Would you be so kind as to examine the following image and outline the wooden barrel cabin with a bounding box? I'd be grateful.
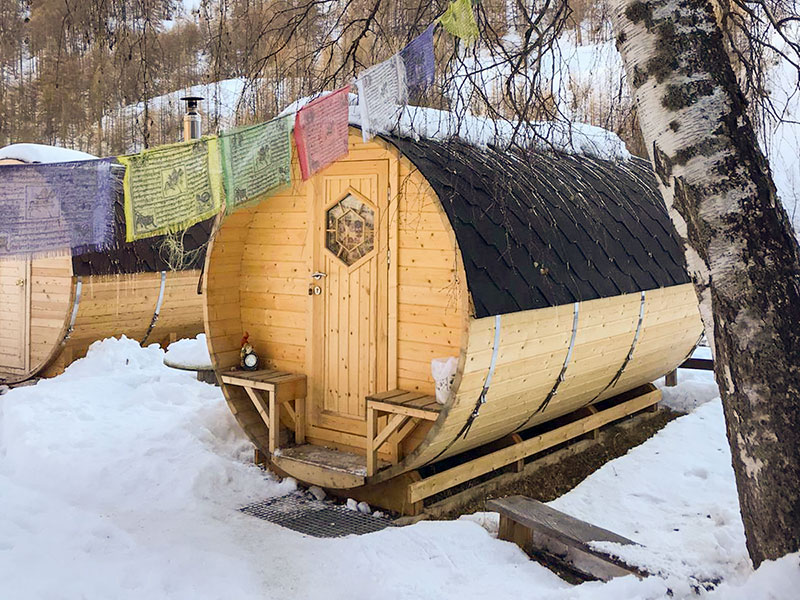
[0,146,210,384]
[204,129,703,511]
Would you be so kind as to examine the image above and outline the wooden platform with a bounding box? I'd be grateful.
[272,444,389,489]
[488,495,643,581]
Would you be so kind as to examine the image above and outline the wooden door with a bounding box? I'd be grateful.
[0,258,30,372]
[311,160,391,435]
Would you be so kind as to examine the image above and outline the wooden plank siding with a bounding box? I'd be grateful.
[204,128,702,488]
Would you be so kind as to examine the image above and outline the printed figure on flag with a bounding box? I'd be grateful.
[119,137,223,241]
[400,24,436,95]
[294,86,351,180]
[0,158,115,258]
[356,55,408,141]
[218,116,293,213]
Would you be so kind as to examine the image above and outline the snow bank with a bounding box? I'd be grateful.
[0,338,795,599]
[164,333,212,368]
[0,143,98,163]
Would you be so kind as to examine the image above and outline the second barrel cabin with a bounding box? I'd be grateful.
[0,144,210,383]
[203,127,702,511]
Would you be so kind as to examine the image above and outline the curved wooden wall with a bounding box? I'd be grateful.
[372,283,701,483]
[204,131,703,486]
[39,270,205,378]
[0,156,206,382]
[0,260,205,382]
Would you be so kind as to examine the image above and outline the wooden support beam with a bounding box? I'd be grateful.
[268,392,278,453]
[374,413,408,451]
[294,395,305,444]
[407,386,660,504]
[367,405,377,477]
[244,386,270,431]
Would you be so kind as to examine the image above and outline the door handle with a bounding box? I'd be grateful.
[311,272,327,280]
[16,279,24,287]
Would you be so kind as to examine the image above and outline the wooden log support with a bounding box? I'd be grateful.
[407,384,660,504]
[664,369,678,387]
[488,495,644,582]
[680,357,714,370]
[366,390,441,476]
[220,369,307,453]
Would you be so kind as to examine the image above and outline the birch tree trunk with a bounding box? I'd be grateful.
[611,0,800,566]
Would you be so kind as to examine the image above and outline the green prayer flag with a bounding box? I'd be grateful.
[119,136,223,242]
[438,0,479,44]
[219,115,293,213]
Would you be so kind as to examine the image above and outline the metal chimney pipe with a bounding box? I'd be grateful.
[180,96,204,141]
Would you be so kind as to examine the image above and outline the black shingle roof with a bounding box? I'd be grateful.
[388,137,689,318]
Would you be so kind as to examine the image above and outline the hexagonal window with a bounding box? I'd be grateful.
[326,194,376,266]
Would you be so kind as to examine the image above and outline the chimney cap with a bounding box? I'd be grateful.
[180,96,205,110]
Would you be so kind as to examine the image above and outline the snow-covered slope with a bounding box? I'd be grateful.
[0,336,796,598]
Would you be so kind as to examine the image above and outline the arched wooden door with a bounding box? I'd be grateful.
[0,258,30,375]
[310,159,392,438]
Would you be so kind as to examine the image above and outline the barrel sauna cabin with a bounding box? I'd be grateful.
[0,145,210,384]
[204,129,703,512]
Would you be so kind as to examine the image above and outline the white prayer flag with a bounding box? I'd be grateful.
[356,54,408,141]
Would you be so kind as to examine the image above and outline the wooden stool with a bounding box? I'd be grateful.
[220,369,307,453]
[365,390,442,476]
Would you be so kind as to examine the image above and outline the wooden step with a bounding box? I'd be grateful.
[273,444,388,489]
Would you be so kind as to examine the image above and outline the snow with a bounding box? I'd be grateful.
[279,92,631,161]
[0,336,797,599]
[0,143,98,164]
[763,32,800,231]
[164,333,212,369]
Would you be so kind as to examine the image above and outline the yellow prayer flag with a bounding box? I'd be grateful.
[119,136,223,241]
[438,0,479,44]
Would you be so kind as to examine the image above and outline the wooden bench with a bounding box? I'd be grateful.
[366,390,442,476]
[220,369,307,453]
[487,495,644,582]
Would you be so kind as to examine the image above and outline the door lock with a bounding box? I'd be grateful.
[16,279,24,287]
[308,285,322,296]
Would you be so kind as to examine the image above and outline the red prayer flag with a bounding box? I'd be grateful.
[294,86,351,180]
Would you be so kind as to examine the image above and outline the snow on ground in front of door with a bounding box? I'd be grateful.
[0,336,796,599]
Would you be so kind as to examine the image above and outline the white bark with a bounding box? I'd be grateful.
[611,0,800,565]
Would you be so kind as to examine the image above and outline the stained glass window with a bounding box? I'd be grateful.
[326,194,375,266]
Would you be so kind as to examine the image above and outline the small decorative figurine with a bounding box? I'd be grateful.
[240,332,259,371]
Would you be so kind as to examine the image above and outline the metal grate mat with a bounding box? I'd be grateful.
[240,492,394,538]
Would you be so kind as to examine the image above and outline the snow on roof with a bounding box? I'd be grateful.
[0,143,98,164]
[280,93,631,161]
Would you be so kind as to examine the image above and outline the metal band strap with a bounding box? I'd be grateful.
[467,314,502,424]
[424,314,502,466]
[585,290,647,406]
[141,271,167,346]
[514,301,580,432]
[61,276,83,344]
